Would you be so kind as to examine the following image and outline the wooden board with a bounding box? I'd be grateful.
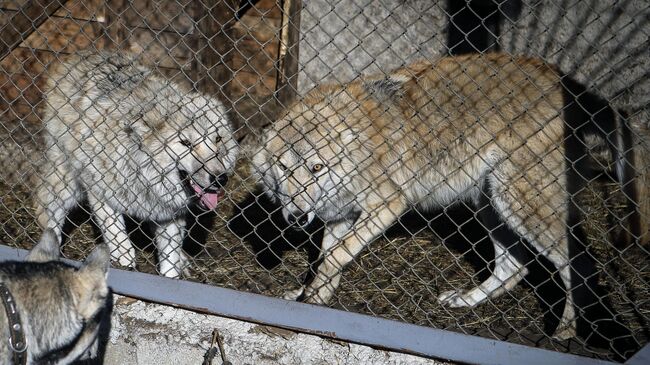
[0,73,45,106]
[239,0,282,19]
[229,70,276,99]
[0,48,62,76]
[127,28,196,69]
[120,0,197,33]
[232,14,281,43]
[0,0,104,22]
[231,52,278,76]
[0,13,107,53]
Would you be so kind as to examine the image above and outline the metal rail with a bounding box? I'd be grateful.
[0,244,626,365]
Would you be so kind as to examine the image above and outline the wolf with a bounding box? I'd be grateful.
[35,52,239,278]
[0,230,111,364]
[253,52,642,340]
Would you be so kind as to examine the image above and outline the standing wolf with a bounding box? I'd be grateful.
[35,52,239,278]
[1,230,111,364]
[253,53,642,340]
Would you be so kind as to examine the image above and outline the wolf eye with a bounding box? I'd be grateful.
[215,135,222,144]
[312,163,324,173]
[179,138,192,147]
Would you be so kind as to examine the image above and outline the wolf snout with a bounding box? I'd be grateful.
[210,173,229,190]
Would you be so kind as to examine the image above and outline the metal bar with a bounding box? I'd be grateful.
[0,245,619,365]
[625,344,650,365]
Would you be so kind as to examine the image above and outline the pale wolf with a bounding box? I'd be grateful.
[253,53,642,340]
[0,230,111,364]
[35,52,239,278]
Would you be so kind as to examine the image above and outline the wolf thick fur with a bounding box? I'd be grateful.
[253,53,642,340]
[0,231,110,364]
[35,52,239,277]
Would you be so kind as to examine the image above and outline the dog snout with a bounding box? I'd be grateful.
[211,173,229,189]
[286,210,310,227]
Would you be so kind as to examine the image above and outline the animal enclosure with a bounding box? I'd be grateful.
[1,0,649,363]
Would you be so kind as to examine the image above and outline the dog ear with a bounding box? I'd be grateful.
[74,245,110,319]
[80,244,111,278]
[26,229,60,262]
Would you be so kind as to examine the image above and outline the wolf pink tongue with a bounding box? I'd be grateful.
[191,182,220,210]
[199,192,219,210]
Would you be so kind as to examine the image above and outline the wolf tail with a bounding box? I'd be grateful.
[562,77,643,359]
[562,76,642,246]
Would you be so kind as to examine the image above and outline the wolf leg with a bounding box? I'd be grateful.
[439,177,530,307]
[35,157,82,243]
[438,244,528,307]
[88,193,135,268]
[302,199,406,304]
[283,219,354,300]
[155,218,188,278]
[490,161,578,339]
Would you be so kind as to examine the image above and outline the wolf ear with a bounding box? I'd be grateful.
[26,229,60,262]
[96,53,150,94]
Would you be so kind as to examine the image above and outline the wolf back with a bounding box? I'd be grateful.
[253,52,643,341]
[35,52,239,277]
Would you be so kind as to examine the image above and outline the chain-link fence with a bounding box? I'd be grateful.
[1,0,649,362]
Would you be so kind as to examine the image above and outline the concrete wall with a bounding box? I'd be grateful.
[298,0,448,93]
[105,296,448,365]
[298,0,649,121]
[500,0,649,119]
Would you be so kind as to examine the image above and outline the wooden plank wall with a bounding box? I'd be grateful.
[0,0,106,128]
[230,0,284,129]
[0,0,289,135]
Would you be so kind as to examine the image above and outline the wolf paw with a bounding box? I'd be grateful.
[283,287,305,301]
[113,250,136,269]
[156,249,192,279]
[552,324,577,341]
[437,289,473,308]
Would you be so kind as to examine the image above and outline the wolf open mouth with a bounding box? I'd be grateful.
[189,180,224,210]
[179,170,224,210]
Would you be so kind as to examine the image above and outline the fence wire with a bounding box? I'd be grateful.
[1,0,649,362]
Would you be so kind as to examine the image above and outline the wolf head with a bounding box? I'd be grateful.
[148,92,239,211]
[88,52,240,211]
[253,88,376,228]
[0,230,111,363]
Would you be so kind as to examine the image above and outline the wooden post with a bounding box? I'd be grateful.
[0,0,63,60]
[275,0,301,107]
[103,0,130,51]
[196,0,238,101]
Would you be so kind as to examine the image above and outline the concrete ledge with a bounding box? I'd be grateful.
[106,296,446,365]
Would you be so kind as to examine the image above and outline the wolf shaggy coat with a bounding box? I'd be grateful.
[0,231,110,364]
[35,52,239,277]
[253,53,641,340]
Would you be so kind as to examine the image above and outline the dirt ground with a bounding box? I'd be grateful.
[0,124,648,362]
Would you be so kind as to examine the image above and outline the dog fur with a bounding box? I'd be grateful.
[0,230,110,364]
[35,52,239,277]
[252,52,642,340]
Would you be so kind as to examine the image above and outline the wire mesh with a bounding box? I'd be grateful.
[0,0,649,362]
